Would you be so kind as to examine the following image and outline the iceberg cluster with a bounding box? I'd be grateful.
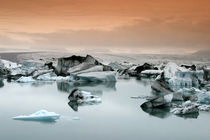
[170,101,199,115]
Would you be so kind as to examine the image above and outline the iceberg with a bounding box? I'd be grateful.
[198,105,210,111]
[163,62,203,88]
[37,72,73,81]
[141,94,173,108]
[76,71,116,82]
[16,76,36,83]
[141,70,162,78]
[170,101,199,115]
[197,92,210,104]
[13,110,60,121]
[68,89,102,111]
[0,59,21,69]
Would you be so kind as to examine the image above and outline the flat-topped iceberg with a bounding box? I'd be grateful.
[13,110,60,121]
[76,71,116,82]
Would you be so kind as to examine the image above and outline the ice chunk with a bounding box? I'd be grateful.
[198,105,210,111]
[141,70,162,78]
[0,59,21,69]
[76,71,116,82]
[197,92,210,104]
[16,76,36,83]
[141,94,173,108]
[13,110,60,121]
[163,62,188,79]
[37,72,73,81]
[171,101,199,115]
[68,89,102,111]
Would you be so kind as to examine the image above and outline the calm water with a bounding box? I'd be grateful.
[0,78,210,140]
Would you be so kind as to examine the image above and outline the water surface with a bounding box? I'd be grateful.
[0,78,210,140]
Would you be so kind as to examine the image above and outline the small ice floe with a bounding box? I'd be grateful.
[13,110,60,121]
[16,76,36,83]
[170,101,199,115]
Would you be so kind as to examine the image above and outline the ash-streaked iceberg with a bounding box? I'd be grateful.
[68,89,102,111]
[13,110,60,121]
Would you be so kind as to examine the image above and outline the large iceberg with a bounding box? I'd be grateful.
[13,110,60,121]
[163,62,203,88]
[75,71,116,82]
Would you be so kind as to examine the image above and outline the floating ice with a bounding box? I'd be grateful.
[37,72,73,81]
[198,105,210,111]
[197,92,210,104]
[16,76,36,83]
[76,71,116,82]
[0,59,21,69]
[141,70,162,78]
[13,110,60,121]
[170,101,199,115]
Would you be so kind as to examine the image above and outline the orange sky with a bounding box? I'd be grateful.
[0,0,210,54]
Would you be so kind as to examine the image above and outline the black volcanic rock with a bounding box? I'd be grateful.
[55,55,113,76]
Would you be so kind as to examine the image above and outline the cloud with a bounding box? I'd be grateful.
[1,17,210,53]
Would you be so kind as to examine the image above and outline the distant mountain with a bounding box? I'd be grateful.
[192,50,210,57]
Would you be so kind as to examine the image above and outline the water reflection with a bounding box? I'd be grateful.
[141,107,171,119]
[0,79,4,88]
[175,113,199,119]
[14,119,57,124]
[57,81,116,94]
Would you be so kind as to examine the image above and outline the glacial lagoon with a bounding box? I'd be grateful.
[0,78,210,140]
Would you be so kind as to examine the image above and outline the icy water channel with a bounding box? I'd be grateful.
[0,78,210,140]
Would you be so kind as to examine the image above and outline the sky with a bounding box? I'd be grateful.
[0,0,210,54]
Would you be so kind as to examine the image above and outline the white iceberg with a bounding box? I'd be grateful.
[37,72,73,81]
[13,110,60,121]
[141,70,162,78]
[16,76,36,83]
[0,59,21,69]
[163,62,187,79]
[163,62,202,88]
[197,92,210,104]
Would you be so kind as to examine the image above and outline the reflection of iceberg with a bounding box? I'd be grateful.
[13,110,60,121]
[0,78,4,88]
[141,107,171,119]
[57,80,116,94]
[68,89,102,111]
